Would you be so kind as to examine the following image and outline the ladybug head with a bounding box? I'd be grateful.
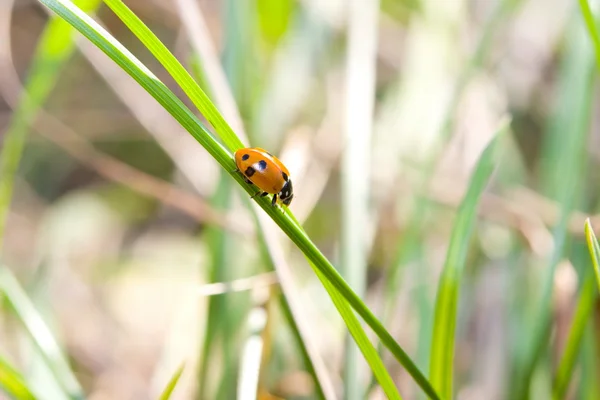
[279,179,293,206]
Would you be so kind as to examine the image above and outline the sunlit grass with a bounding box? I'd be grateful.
[0,355,37,400]
[429,124,507,398]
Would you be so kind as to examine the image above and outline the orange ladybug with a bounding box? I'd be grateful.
[233,147,294,206]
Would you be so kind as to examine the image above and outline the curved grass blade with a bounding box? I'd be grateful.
[0,267,83,399]
[0,355,37,400]
[36,2,438,397]
[580,0,600,71]
[315,266,402,400]
[551,218,600,399]
[158,363,185,400]
[584,219,600,291]
[552,269,597,400]
[429,122,507,399]
[102,0,244,152]
[373,2,524,395]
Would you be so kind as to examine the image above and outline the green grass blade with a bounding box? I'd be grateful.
[36,2,439,397]
[580,0,600,71]
[315,266,402,400]
[198,178,240,400]
[0,355,37,400]
[580,324,600,400]
[552,269,597,400]
[0,0,102,254]
[429,122,508,399]
[584,220,600,291]
[514,10,594,397]
[0,267,83,399]
[158,363,185,400]
[102,0,244,152]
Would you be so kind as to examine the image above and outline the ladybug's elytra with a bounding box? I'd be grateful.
[233,147,294,207]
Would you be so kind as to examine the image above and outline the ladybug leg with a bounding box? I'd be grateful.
[237,171,253,185]
[271,193,278,207]
[232,167,253,184]
[251,191,269,199]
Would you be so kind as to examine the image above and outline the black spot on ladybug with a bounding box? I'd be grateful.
[241,154,250,161]
[282,172,288,181]
[244,166,256,177]
[257,160,267,171]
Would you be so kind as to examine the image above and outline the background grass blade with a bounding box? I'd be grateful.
[552,269,597,399]
[584,219,600,291]
[341,0,379,397]
[580,325,600,399]
[429,122,507,399]
[237,305,267,400]
[0,267,83,399]
[157,363,185,400]
[197,179,239,400]
[580,0,600,70]
[513,9,594,397]
[0,0,102,254]
[36,1,437,397]
[374,3,522,394]
[0,355,37,400]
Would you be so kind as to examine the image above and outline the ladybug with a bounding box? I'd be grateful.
[233,147,294,207]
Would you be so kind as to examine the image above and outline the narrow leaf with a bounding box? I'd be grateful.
[584,219,600,292]
[552,269,597,399]
[429,122,507,398]
[0,355,37,400]
[0,267,83,399]
[158,363,185,400]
